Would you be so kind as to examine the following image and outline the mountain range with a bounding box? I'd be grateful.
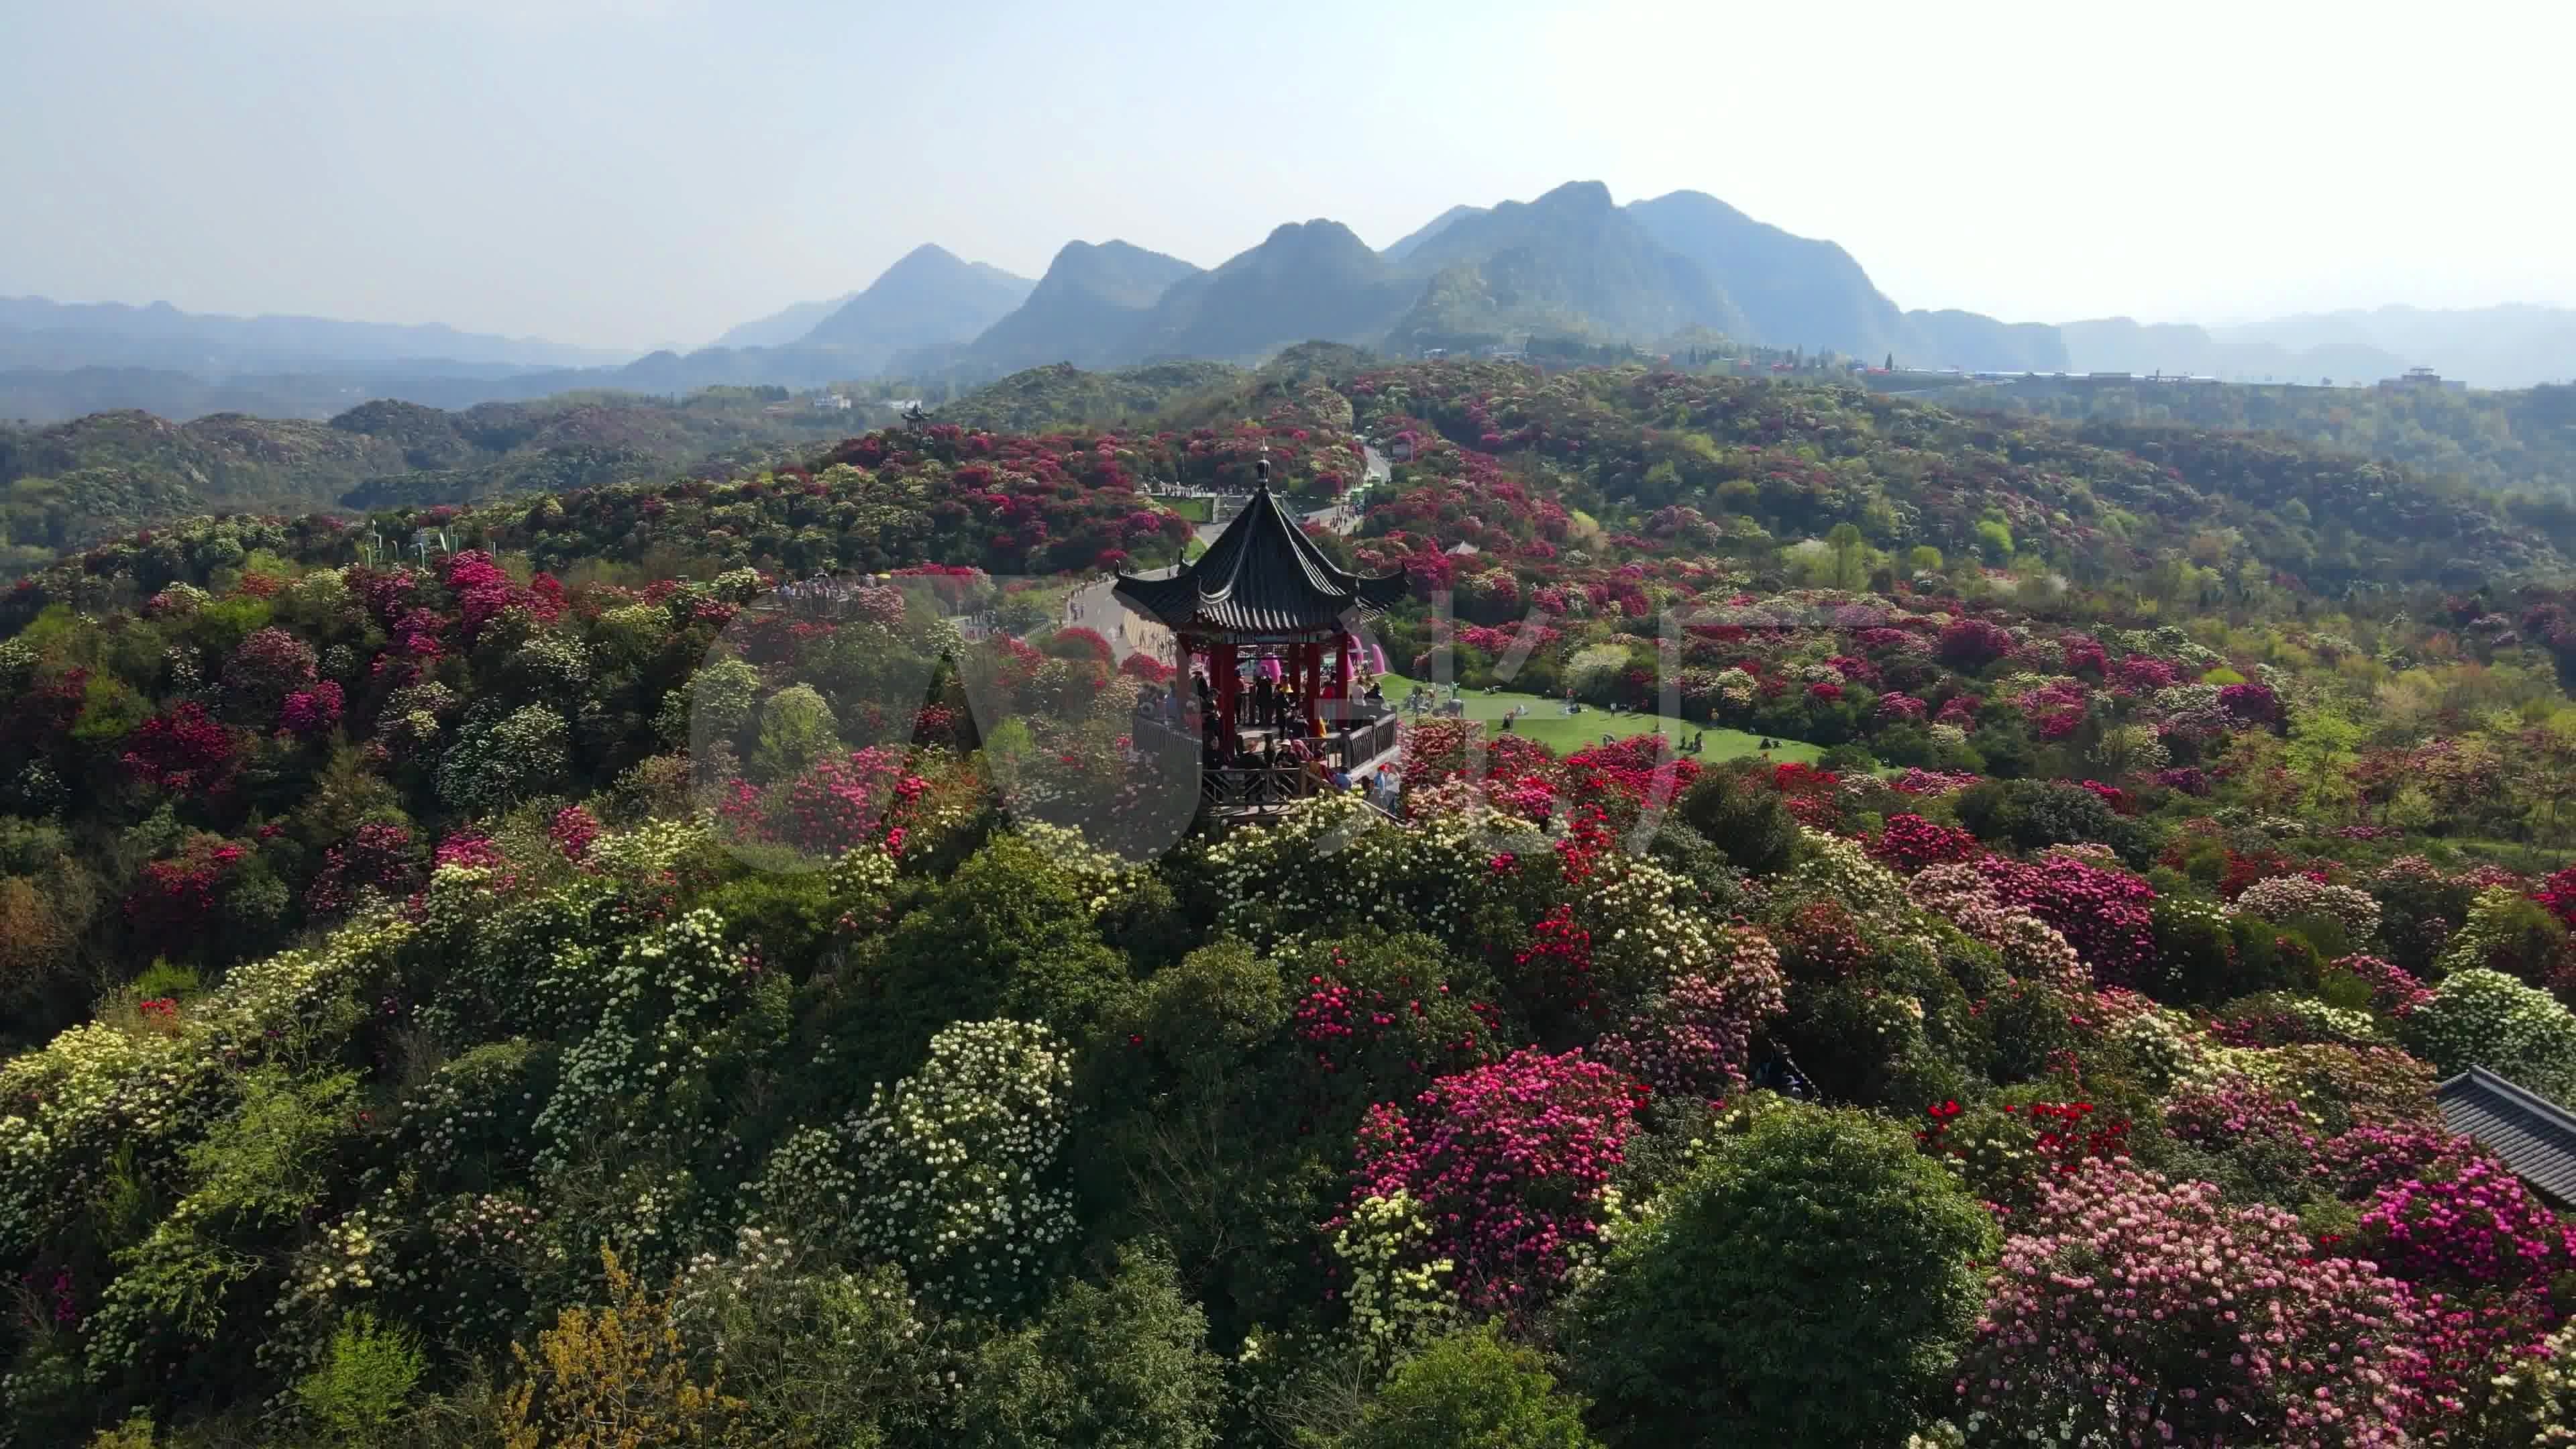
[7,186,2570,424]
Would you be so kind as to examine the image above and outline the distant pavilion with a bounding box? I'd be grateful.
[1114,451,1409,819]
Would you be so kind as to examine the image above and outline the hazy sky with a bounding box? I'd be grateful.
[5,0,2567,352]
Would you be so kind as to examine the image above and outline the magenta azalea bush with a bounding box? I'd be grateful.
[1342,1047,1644,1314]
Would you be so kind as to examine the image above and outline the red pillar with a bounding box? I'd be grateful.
[1304,641,1322,737]
[1218,639,1238,745]
[1334,629,1352,704]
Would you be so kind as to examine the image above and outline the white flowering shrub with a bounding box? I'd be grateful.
[2233,874,2383,949]
[2398,969,2576,1102]
[0,916,411,1257]
[843,1018,1077,1315]
[436,704,571,813]
[533,908,749,1171]
[1328,1191,1459,1372]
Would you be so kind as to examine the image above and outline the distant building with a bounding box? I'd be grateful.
[2377,366,2465,392]
[883,398,924,413]
[812,394,852,411]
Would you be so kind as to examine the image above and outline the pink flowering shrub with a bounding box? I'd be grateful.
[1340,1048,1644,1314]
[223,627,319,723]
[1888,767,1982,796]
[1956,1161,2428,1446]
[1589,926,1786,1100]
[2164,1077,2320,1159]
[548,806,601,861]
[2356,1157,2576,1294]
[1974,852,2157,989]
[2327,954,2432,1016]
[2317,1126,2477,1202]
[275,681,345,741]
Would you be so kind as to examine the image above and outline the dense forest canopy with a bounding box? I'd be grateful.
[13,358,2576,1447]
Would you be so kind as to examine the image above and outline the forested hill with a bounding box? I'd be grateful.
[20,348,2576,1444]
[0,390,864,579]
[1927,374,2576,498]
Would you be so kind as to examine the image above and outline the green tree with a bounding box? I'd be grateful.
[947,1243,1225,1449]
[1561,1102,1997,1448]
[294,1311,425,1444]
[750,682,839,781]
[1825,522,1866,591]
[1676,771,1799,877]
[1346,1322,1602,1449]
[2284,706,2364,818]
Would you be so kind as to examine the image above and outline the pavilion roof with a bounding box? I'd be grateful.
[1114,484,1405,637]
[2437,1066,2576,1206]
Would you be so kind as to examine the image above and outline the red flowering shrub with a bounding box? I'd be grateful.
[124,835,249,953]
[276,681,345,741]
[1341,1047,1644,1313]
[2220,681,2284,726]
[305,822,424,919]
[1866,814,1981,875]
[1936,618,2015,671]
[1763,761,1842,828]
[119,702,239,796]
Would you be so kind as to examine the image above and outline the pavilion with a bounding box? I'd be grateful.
[1114,451,1409,818]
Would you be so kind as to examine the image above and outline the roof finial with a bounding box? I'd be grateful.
[1254,441,1271,491]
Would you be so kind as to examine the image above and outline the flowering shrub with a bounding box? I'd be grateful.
[1973,853,2157,990]
[2234,873,2383,950]
[1325,1190,1460,1371]
[2326,954,2432,1017]
[305,823,424,920]
[2317,1125,2477,1202]
[2355,1155,2575,1293]
[1590,926,1786,1100]
[2207,991,2386,1048]
[123,835,250,953]
[2399,968,2576,1100]
[1955,1161,2427,1446]
[1342,1048,1644,1315]
[1916,1097,2131,1216]
[2163,1075,2320,1163]
[1866,814,1981,875]
[119,702,239,796]
[841,1018,1076,1315]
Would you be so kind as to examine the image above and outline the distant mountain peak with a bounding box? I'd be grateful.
[1530,179,1616,212]
[792,245,1036,358]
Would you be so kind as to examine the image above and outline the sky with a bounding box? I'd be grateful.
[4,0,2568,354]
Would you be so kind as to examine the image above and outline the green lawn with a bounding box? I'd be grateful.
[1371,673,1826,763]
[1163,494,1214,523]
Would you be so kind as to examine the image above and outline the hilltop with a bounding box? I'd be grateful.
[0,389,864,577]
[13,354,2576,1446]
